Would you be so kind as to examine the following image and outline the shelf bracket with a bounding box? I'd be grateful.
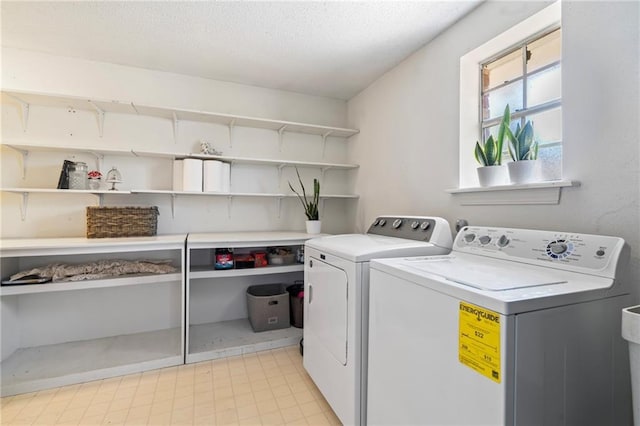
[97,193,104,206]
[320,198,326,217]
[278,125,288,151]
[320,167,331,187]
[6,93,30,132]
[277,196,283,219]
[171,194,177,218]
[8,146,30,179]
[227,195,233,218]
[88,151,105,172]
[228,119,236,148]
[88,101,105,137]
[172,112,179,144]
[277,164,287,182]
[20,192,29,221]
[321,130,333,158]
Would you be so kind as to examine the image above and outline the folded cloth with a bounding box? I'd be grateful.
[10,259,177,282]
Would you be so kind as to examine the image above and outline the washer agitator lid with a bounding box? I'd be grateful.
[400,255,568,291]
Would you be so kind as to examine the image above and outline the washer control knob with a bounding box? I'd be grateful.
[392,219,403,229]
[478,235,492,245]
[372,219,380,226]
[420,221,431,231]
[379,219,387,227]
[497,235,510,248]
[463,233,476,243]
[549,241,568,255]
[596,249,606,257]
[410,220,420,230]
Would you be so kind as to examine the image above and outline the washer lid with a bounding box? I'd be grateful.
[305,234,449,262]
[401,255,566,291]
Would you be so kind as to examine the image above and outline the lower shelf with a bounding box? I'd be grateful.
[187,318,302,363]
[0,327,182,397]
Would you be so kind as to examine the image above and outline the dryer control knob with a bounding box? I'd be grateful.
[420,221,431,231]
[372,219,380,226]
[478,235,492,245]
[464,233,476,243]
[392,219,403,229]
[497,235,510,247]
[410,220,420,230]
[549,242,568,255]
[379,219,387,227]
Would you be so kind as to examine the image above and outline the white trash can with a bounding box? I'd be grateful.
[622,305,640,426]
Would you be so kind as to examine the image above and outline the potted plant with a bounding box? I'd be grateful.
[505,119,540,184]
[288,167,321,234]
[474,105,510,186]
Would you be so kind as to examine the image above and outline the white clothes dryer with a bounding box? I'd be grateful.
[303,216,453,426]
[367,226,633,426]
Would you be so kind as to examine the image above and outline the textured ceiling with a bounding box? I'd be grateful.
[1,1,481,100]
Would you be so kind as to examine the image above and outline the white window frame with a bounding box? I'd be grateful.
[458,1,561,189]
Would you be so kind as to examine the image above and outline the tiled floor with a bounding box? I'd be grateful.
[0,346,341,425]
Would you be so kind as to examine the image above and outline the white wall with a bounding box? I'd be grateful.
[1,48,357,238]
[348,1,639,297]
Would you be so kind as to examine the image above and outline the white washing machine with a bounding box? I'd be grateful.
[367,226,633,426]
[303,216,453,426]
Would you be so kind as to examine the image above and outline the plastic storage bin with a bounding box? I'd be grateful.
[287,283,304,328]
[622,305,640,426]
[246,284,290,332]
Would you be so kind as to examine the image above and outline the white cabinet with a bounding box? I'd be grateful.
[0,235,186,396]
[185,232,313,363]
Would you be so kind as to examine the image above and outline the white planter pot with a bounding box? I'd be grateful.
[507,160,540,184]
[477,165,508,187]
[306,220,322,234]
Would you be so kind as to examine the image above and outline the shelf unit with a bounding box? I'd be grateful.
[1,142,360,219]
[0,235,186,396]
[185,232,314,364]
[1,89,359,149]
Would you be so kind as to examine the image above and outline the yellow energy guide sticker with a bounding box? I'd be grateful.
[459,302,501,383]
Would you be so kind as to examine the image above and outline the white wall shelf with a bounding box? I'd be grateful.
[446,180,580,205]
[0,272,182,296]
[1,142,359,220]
[1,328,182,397]
[185,232,312,364]
[188,319,302,364]
[2,89,359,145]
[0,186,358,220]
[0,235,186,396]
[2,142,359,172]
[190,264,303,279]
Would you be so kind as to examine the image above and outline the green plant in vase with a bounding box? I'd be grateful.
[474,105,511,186]
[288,167,322,233]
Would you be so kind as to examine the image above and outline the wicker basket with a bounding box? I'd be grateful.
[86,206,159,238]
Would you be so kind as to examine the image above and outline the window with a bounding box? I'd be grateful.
[480,28,562,181]
[458,2,562,189]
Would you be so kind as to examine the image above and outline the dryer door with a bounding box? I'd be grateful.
[307,256,348,365]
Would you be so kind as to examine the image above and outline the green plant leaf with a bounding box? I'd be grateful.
[496,105,511,164]
[505,125,518,162]
[485,136,497,166]
[289,166,320,220]
[474,141,487,166]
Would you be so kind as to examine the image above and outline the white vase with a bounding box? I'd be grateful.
[477,165,508,187]
[88,179,101,190]
[306,220,321,234]
[507,160,540,184]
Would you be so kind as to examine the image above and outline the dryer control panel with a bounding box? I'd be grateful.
[367,216,452,248]
[455,226,628,279]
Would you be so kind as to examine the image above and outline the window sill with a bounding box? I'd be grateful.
[446,180,579,205]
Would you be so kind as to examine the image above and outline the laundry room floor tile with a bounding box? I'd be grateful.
[0,346,342,425]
